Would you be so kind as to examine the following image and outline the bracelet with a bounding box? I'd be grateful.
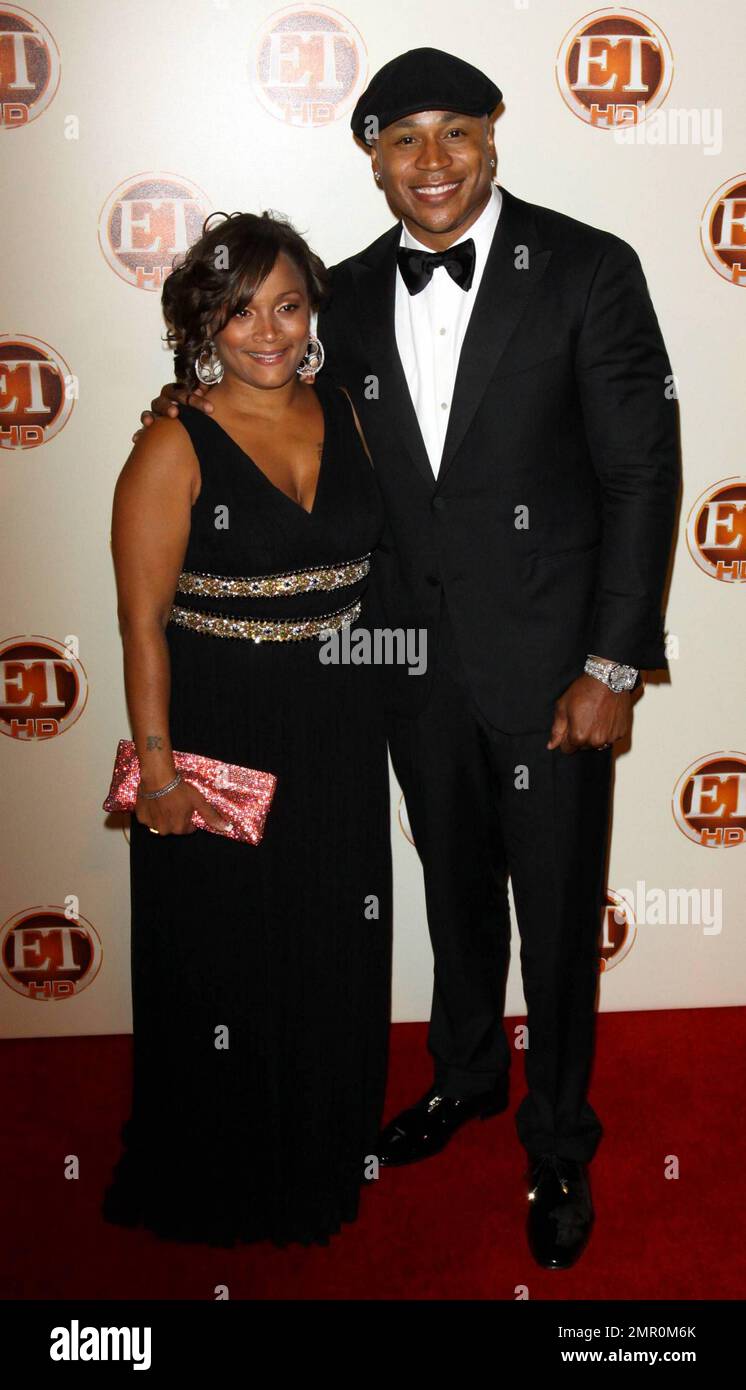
[140,771,183,800]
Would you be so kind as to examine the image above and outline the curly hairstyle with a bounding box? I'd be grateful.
[161,209,331,387]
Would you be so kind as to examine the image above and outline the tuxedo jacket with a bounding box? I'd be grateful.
[317,185,680,732]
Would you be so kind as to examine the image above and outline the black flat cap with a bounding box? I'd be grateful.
[351,46,502,145]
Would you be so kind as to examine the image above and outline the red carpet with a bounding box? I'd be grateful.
[3,1008,744,1300]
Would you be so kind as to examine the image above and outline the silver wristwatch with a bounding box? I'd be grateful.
[584,657,639,693]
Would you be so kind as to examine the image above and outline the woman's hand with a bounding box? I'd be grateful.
[135,778,232,836]
[132,381,215,443]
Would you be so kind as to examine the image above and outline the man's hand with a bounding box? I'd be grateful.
[547,674,632,754]
[131,381,214,443]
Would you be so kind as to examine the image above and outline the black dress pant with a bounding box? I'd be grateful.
[386,594,612,1163]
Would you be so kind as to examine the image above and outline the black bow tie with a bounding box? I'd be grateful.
[397,237,476,296]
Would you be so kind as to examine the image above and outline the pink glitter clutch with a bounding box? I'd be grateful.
[102,739,277,844]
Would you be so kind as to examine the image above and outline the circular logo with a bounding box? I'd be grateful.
[0,5,60,130]
[0,635,88,739]
[599,888,637,970]
[250,4,367,127]
[686,477,746,582]
[556,7,673,129]
[0,906,102,1000]
[672,752,746,848]
[98,172,212,291]
[0,334,75,449]
[700,175,746,287]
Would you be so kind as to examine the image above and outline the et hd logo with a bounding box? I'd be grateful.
[686,478,746,582]
[0,5,60,129]
[672,753,746,848]
[249,3,367,127]
[0,336,75,449]
[555,7,673,130]
[98,172,211,292]
[0,905,103,1001]
[0,635,88,739]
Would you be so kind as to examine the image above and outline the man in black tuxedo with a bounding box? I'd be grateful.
[141,47,679,1269]
[320,47,678,1268]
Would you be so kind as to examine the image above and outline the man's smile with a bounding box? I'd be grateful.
[409,179,463,203]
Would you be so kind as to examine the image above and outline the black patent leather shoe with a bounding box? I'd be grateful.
[526,1153,594,1269]
[376,1080,509,1167]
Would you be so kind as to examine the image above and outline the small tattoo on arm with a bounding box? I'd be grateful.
[146,734,164,751]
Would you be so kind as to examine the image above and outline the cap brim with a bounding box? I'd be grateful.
[355,93,502,143]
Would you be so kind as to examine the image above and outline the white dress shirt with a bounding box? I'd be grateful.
[394,182,502,477]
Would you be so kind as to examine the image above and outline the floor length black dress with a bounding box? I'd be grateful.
[102,379,393,1247]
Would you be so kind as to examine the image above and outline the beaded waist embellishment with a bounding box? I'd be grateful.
[176,554,370,600]
[168,597,361,643]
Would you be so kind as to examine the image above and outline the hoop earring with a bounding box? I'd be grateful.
[195,341,224,386]
[296,334,325,382]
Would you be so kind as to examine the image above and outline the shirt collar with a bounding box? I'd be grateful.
[399,182,502,263]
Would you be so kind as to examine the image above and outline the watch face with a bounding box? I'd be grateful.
[609,664,634,692]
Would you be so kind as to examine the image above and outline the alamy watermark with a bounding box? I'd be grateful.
[613,103,723,155]
[614,879,723,935]
[318,625,427,676]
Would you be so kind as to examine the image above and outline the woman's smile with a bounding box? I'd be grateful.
[245,347,289,365]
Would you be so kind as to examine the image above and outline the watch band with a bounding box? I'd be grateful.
[584,657,639,693]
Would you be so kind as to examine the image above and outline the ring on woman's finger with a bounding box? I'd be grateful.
[149,827,160,835]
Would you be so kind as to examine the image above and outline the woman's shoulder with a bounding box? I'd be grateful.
[148,401,221,462]
[132,410,195,454]
[125,411,200,487]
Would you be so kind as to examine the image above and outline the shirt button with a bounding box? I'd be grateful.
[440,401,448,410]
[439,327,447,335]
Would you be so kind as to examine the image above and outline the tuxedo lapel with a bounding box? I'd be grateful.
[350,225,436,489]
[436,186,552,484]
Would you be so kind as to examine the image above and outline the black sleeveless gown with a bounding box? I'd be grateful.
[102,380,393,1247]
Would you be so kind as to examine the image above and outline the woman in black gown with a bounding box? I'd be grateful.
[102,211,392,1247]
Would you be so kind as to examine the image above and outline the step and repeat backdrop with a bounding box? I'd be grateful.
[1,0,744,1036]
